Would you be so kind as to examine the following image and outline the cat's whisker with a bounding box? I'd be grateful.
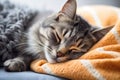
[14,43,27,48]
[45,47,52,51]
[42,43,53,51]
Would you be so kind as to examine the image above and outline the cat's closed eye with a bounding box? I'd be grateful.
[49,28,61,45]
[69,46,80,52]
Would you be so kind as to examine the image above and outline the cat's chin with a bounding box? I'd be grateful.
[44,49,69,63]
[48,60,57,64]
[46,57,57,64]
[47,57,69,63]
[55,56,70,63]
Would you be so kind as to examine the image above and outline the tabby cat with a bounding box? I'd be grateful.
[4,0,112,71]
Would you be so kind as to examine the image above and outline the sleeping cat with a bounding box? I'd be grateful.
[4,0,112,71]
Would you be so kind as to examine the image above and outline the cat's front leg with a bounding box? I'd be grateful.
[3,55,32,72]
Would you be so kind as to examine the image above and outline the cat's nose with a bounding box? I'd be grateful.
[57,51,65,57]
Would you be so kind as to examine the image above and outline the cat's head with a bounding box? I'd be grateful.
[34,0,112,63]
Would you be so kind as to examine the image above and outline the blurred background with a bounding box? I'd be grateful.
[10,0,120,12]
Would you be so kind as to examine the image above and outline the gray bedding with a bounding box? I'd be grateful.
[0,69,66,80]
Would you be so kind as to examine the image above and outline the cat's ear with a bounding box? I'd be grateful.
[92,26,113,39]
[59,0,77,19]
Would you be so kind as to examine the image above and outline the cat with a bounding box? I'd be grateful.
[4,0,112,71]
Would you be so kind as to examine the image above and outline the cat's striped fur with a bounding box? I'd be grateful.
[4,0,112,71]
[27,0,112,63]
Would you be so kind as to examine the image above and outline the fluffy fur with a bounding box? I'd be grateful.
[2,0,112,72]
[0,1,36,68]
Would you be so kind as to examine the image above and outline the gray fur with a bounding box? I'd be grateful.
[0,0,36,71]
[27,0,112,64]
[1,0,112,72]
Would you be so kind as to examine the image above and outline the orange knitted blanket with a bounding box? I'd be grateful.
[31,6,120,80]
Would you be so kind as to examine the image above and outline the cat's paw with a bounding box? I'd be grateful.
[4,58,26,72]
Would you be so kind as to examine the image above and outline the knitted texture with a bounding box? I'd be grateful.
[0,0,36,66]
[31,6,120,80]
